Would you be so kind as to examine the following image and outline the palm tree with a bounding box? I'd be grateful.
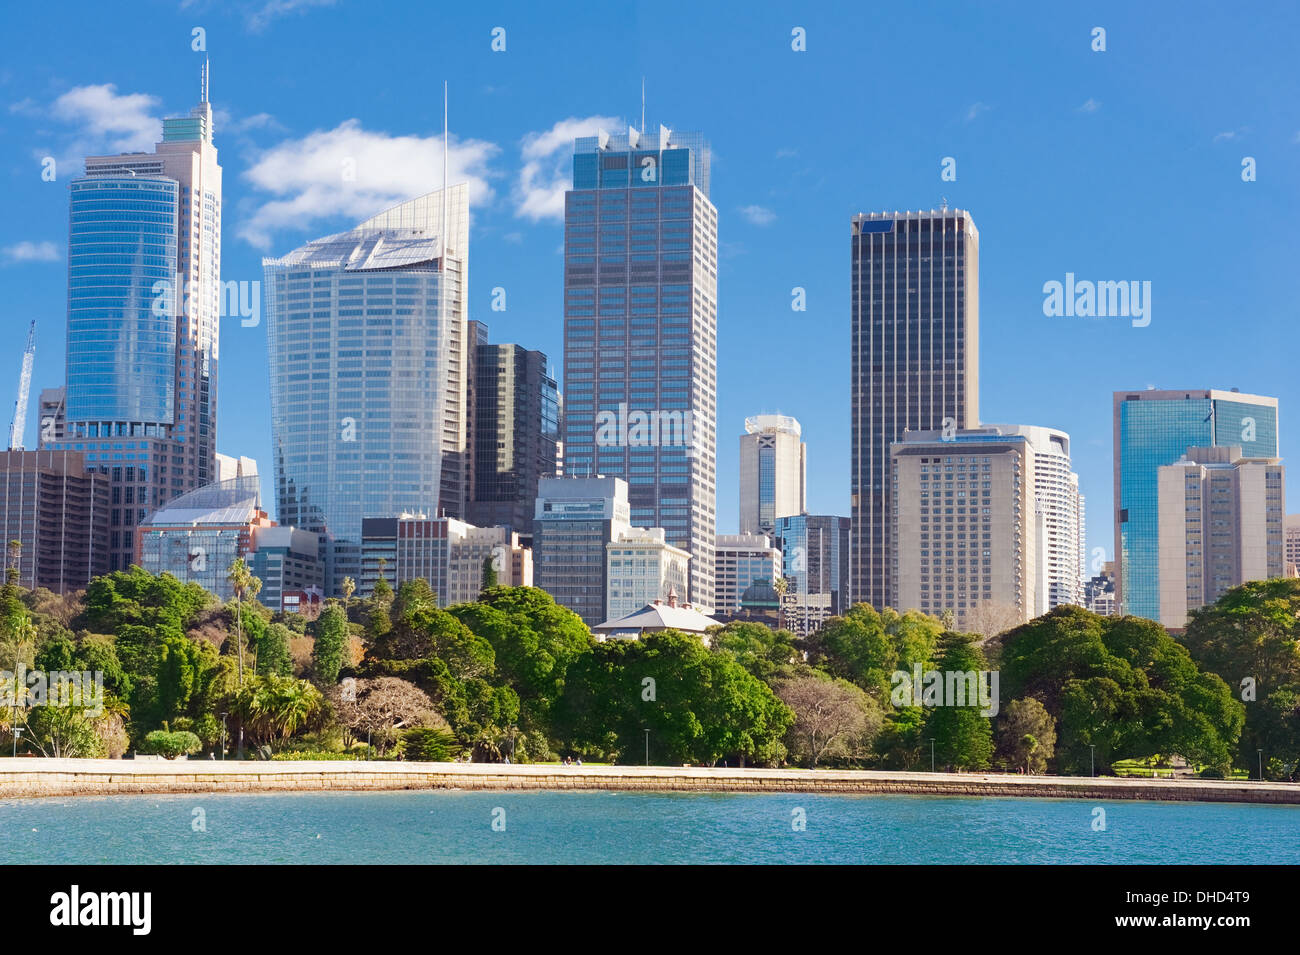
[774,576,790,632]
[227,558,261,687]
[341,576,356,605]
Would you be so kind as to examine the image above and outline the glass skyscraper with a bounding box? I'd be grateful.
[49,67,222,570]
[1113,388,1279,620]
[264,186,469,594]
[850,208,979,612]
[561,126,717,609]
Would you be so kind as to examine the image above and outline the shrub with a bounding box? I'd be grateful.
[142,730,202,759]
[402,727,461,762]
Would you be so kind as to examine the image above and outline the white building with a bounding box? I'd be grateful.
[215,453,258,481]
[606,527,692,621]
[739,415,806,536]
[714,533,782,617]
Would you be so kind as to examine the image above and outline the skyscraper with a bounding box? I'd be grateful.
[264,185,469,594]
[561,126,717,610]
[1113,388,1279,619]
[49,67,222,570]
[850,208,979,611]
[467,321,559,535]
[773,513,851,636]
[533,475,631,626]
[739,414,805,536]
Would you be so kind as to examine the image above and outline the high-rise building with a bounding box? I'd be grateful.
[891,428,1038,631]
[561,126,717,609]
[533,475,631,626]
[605,527,691,621]
[986,424,1085,610]
[713,532,781,617]
[36,387,65,447]
[0,450,108,593]
[773,513,851,636]
[1084,561,1118,617]
[739,415,805,537]
[1286,515,1300,574]
[359,515,530,605]
[850,208,979,611]
[1113,389,1279,619]
[467,321,559,535]
[49,67,222,570]
[264,185,469,595]
[1157,446,1285,628]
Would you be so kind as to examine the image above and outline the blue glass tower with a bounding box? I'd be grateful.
[1113,388,1279,619]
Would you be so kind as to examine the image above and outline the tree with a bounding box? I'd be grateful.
[6,540,21,586]
[234,675,324,746]
[256,622,293,677]
[480,555,498,592]
[313,605,349,684]
[24,705,104,758]
[926,633,994,771]
[773,576,789,632]
[142,729,202,759]
[997,697,1056,773]
[709,621,799,682]
[966,600,1023,646]
[341,576,356,604]
[804,604,942,700]
[226,558,258,686]
[333,676,441,752]
[777,675,881,767]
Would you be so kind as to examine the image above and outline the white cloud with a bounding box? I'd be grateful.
[214,109,284,136]
[965,102,991,123]
[2,241,60,264]
[50,84,161,153]
[1077,98,1101,114]
[515,115,623,221]
[246,0,337,33]
[1213,130,1238,142]
[738,204,776,226]
[238,119,499,248]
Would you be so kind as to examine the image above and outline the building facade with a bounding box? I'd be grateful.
[850,209,979,612]
[891,428,1037,631]
[0,450,109,593]
[467,321,559,535]
[48,69,222,571]
[1156,446,1286,628]
[713,532,782,617]
[773,513,851,636]
[738,415,805,537]
[561,126,717,610]
[605,527,691,621]
[532,475,631,626]
[359,515,530,606]
[1113,389,1279,619]
[264,186,470,595]
[1286,514,1300,575]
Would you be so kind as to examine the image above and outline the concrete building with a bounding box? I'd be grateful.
[359,515,530,606]
[247,527,321,613]
[773,514,851,636]
[1113,388,1279,619]
[47,68,222,571]
[713,533,781,617]
[851,208,979,612]
[215,453,258,481]
[467,321,559,535]
[739,415,805,536]
[0,450,109,593]
[1084,561,1118,616]
[561,126,717,610]
[36,388,65,447]
[891,428,1037,631]
[605,527,691,621]
[532,475,631,626]
[1157,446,1286,628]
[1284,515,1300,575]
[264,185,470,594]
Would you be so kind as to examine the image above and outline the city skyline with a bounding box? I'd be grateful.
[3,4,1300,573]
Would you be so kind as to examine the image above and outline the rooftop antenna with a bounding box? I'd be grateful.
[940,196,948,211]
[201,57,209,103]
[442,80,448,253]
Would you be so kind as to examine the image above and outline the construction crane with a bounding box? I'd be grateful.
[7,321,34,451]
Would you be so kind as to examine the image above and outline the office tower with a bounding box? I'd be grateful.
[850,208,979,612]
[604,527,691,621]
[1113,389,1278,619]
[359,515,530,605]
[215,453,257,481]
[739,415,806,536]
[986,424,1085,610]
[36,387,65,447]
[264,185,469,595]
[0,450,108,592]
[246,526,323,612]
[1286,515,1300,574]
[1084,561,1118,616]
[713,532,781,617]
[50,67,222,571]
[533,475,631,626]
[1157,446,1285,627]
[467,320,559,535]
[561,126,717,610]
[891,428,1038,631]
[773,513,851,636]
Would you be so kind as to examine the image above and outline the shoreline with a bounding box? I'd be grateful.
[1,758,1297,805]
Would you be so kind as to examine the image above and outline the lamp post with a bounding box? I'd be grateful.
[930,738,935,773]
[1258,749,1264,782]
[220,712,228,761]
[644,729,650,767]
[12,726,23,758]
[1090,745,1095,778]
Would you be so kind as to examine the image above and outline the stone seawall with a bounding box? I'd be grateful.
[1,759,1298,805]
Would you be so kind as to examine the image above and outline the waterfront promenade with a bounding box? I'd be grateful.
[1,758,1297,805]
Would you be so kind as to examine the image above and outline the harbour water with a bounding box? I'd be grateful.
[3,790,1296,864]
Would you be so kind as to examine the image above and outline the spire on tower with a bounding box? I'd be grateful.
[201,57,210,103]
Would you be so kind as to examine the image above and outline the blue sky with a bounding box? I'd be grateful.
[1,0,1298,563]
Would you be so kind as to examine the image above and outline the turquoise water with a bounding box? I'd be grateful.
[2,791,1297,864]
